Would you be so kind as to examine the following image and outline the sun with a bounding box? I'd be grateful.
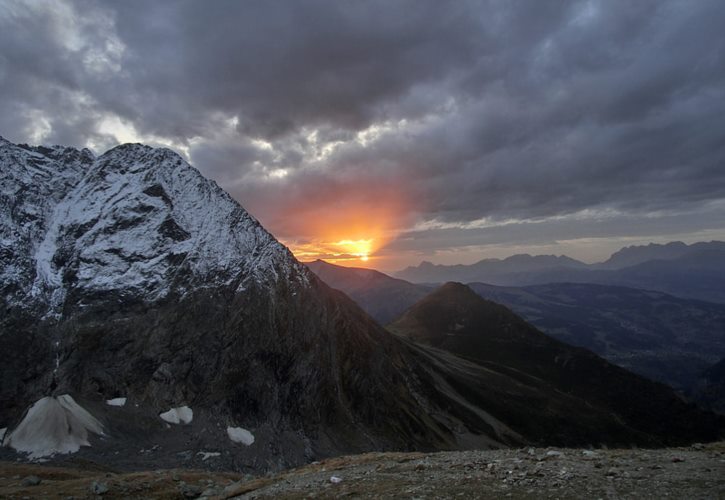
[286,237,378,266]
[335,238,373,261]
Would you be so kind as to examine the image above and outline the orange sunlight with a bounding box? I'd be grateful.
[285,235,385,266]
[279,200,408,267]
[253,176,416,268]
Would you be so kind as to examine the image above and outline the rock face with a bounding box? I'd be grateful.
[389,283,724,446]
[1,138,305,416]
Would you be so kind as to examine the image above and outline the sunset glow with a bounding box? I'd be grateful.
[252,176,414,268]
[278,206,401,266]
[285,236,385,266]
[336,239,373,260]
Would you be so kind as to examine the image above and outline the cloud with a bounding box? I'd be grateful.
[2,0,725,265]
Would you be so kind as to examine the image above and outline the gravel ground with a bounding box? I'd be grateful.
[1,442,723,499]
[232,442,725,499]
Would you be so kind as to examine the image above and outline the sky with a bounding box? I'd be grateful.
[2,0,725,271]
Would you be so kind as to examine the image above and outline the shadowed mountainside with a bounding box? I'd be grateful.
[691,358,725,413]
[388,283,724,445]
[469,282,725,394]
[306,261,725,399]
[305,260,431,324]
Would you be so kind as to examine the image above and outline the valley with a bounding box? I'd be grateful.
[306,260,725,409]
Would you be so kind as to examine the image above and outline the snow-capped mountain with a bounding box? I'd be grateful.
[1,136,502,469]
[1,137,305,318]
[1,137,721,472]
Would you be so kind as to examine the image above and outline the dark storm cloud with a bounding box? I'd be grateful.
[101,0,491,140]
[2,0,725,259]
[384,205,725,254]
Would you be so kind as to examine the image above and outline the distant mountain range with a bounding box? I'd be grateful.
[396,241,725,303]
[601,241,725,269]
[306,260,725,404]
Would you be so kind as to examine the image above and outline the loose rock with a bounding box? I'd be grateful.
[21,476,41,487]
[89,481,109,495]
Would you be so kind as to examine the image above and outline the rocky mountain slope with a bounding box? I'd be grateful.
[0,137,499,470]
[1,137,721,472]
[305,260,431,324]
[389,283,723,445]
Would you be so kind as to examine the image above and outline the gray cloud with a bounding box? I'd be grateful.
[2,0,725,264]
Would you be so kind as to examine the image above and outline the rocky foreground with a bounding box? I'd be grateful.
[1,442,724,499]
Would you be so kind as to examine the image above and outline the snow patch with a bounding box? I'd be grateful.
[227,426,254,445]
[0,427,6,443]
[159,406,193,424]
[197,451,221,461]
[4,395,104,459]
[106,397,127,407]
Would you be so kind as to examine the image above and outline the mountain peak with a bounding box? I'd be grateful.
[1,137,305,317]
[389,281,536,350]
[436,281,479,298]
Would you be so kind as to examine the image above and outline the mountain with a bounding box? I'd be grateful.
[468,282,725,394]
[389,283,722,445]
[301,261,725,400]
[397,254,588,284]
[396,243,725,304]
[595,249,725,303]
[600,241,725,269]
[305,260,431,324]
[0,137,721,471]
[0,138,506,470]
